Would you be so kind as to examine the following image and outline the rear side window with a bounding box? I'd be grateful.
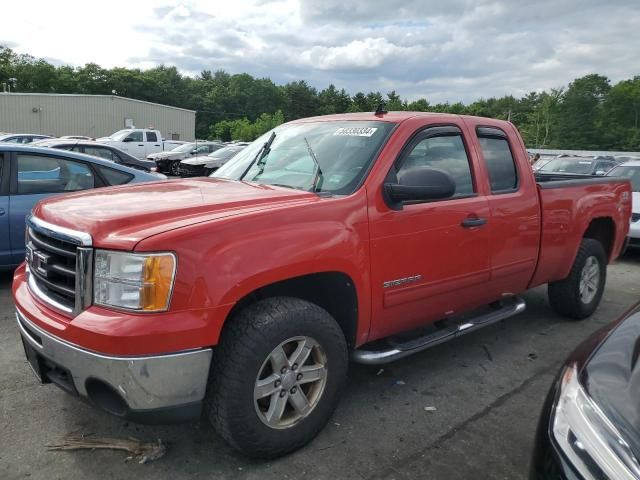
[97,165,134,185]
[477,132,518,192]
[146,131,158,142]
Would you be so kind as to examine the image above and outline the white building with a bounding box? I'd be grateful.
[0,93,195,141]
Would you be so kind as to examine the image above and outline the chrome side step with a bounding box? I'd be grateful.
[352,296,526,365]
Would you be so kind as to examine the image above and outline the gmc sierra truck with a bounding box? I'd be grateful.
[13,112,632,458]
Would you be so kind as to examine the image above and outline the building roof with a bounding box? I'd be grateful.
[0,92,195,113]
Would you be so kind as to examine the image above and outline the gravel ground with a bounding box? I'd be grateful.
[1,251,639,480]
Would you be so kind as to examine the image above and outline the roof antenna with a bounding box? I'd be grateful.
[374,101,387,116]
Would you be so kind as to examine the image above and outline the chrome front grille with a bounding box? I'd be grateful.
[25,215,93,316]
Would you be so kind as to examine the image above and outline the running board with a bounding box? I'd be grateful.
[352,296,526,365]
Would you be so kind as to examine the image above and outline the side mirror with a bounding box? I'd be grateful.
[123,137,134,143]
[384,167,456,209]
[595,170,606,176]
[191,149,198,154]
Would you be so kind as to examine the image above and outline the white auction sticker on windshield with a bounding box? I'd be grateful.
[333,127,378,137]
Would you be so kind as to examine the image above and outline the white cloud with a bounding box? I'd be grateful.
[1,0,639,103]
[299,38,419,70]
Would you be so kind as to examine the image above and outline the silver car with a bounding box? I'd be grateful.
[607,160,640,249]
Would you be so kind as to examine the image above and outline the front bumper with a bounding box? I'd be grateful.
[16,308,212,422]
[178,163,211,177]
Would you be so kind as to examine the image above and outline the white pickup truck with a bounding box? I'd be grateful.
[97,129,184,159]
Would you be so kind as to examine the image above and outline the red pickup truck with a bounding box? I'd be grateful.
[13,112,631,458]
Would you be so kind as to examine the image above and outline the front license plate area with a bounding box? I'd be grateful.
[21,337,45,383]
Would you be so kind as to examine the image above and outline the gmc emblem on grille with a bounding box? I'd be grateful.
[27,245,50,277]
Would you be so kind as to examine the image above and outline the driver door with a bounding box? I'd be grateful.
[368,125,492,339]
[124,131,145,158]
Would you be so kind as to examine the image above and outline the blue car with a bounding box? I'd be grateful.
[0,145,165,269]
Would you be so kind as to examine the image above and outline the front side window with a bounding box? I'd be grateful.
[477,135,518,192]
[396,133,475,196]
[213,121,395,195]
[146,131,158,142]
[17,154,95,194]
[125,131,143,142]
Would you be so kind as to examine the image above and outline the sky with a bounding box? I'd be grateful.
[2,0,639,103]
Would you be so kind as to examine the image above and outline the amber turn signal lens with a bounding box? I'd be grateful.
[141,254,176,311]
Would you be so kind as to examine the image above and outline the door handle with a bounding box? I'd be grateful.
[461,217,487,228]
[0,208,5,216]
[137,144,144,146]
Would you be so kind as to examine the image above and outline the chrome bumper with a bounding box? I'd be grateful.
[16,310,212,412]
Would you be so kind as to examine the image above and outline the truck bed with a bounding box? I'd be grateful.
[529,174,631,288]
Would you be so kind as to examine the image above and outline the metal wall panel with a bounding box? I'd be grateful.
[0,93,195,140]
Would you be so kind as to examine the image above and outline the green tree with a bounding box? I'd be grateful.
[555,74,611,149]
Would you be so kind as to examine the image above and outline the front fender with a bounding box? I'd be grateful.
[135,192,372,346]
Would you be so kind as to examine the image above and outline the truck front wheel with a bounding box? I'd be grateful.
[205,297,348,458]
[548,238,607,320]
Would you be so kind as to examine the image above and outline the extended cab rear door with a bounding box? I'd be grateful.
[145,130,162,157]
[368,124,492,338]
[464,119,541,297]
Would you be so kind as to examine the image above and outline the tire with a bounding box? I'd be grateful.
[205,297,348,458]
[169,161,180,176]
[548,238,607,320]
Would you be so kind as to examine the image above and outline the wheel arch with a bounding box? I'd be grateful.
[583,217,615,261]
[222,271,360,349]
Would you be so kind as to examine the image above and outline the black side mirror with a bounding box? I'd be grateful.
[123,137,134,143]
[384,167,456,209]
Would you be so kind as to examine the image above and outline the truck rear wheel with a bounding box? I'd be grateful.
[205,297,348,458]
[548,238,607,320]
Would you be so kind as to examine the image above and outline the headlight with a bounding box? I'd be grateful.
[552,364,640,479]
[94,250,176,312]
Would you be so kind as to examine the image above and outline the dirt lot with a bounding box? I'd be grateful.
[1,251,639,480]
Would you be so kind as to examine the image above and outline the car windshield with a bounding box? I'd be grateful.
[172,143,198,153]
[607,166,640,191]
[212,121,394,194]
[540,158,595,174]
[207,146,243,159]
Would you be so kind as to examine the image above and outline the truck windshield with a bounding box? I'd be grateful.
[608,166,640,191]
[212,121,394,194]
[109,130,133,141]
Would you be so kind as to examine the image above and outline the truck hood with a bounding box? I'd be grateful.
[32,178,318,250]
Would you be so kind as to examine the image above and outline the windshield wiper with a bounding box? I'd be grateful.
[240,131,276,181]
[303,137,323,192]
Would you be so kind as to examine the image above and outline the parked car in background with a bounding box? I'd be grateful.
[531,301,640,480]
[0,145,163,269]
[96,128,184,159]
[12,112,631,458]
[607,160,640,251]
[0,133,53,144]
[538,156,620,176]
[60,135,95,141]
[179,143,248,177]
[32,139,157,172]
[151,141,225,175]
